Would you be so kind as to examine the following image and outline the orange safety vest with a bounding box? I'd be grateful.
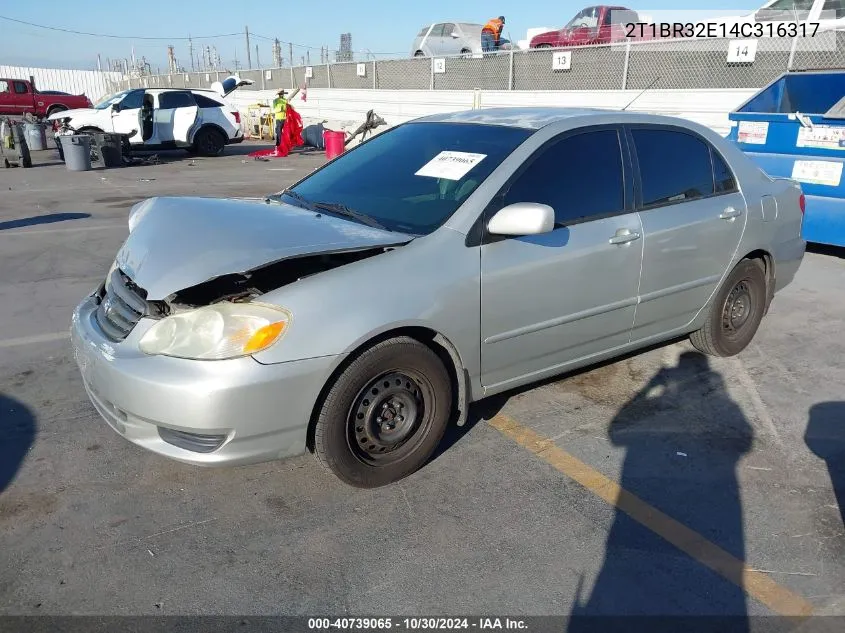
[483,18,504,42]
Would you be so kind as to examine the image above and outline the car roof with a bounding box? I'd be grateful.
[411,107,703,131]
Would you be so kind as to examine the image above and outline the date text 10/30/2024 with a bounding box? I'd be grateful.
[625,21,821,39]
[308,618,528,630]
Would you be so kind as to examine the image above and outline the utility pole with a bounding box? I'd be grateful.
[306,50,310,65]
[273,38,282,67]
[289,43,294,67]
[189,36,194,71]
[245,26,252,69]
[256,44,260,68]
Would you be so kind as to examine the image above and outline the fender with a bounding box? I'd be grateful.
[189,122,230,145]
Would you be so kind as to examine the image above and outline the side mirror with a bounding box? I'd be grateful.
[451,31,460,38]
[111,102,120,112]
[487,202,555,236]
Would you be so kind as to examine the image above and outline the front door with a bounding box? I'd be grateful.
[154,91,199,145]
[627,125,747,342]
[12,81,34,116]
[111,89,145,142]
[480,127,643,390]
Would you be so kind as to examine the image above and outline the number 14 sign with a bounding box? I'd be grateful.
[552,51,573,71]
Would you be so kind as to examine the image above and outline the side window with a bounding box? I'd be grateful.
[503,129,625,226]
[631,128,715,208]
[712,150,737,194]
[0,81,9,93]
[194,94,223,108]
[417,26,430,37]
[158,91,196,109]
[431,24,446,37]
[822,0,845,19]
[13,82,28,94]
[442,23,456,36]
[120,90,144,110]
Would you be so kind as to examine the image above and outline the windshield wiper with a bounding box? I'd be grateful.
[266,189,310,207]
[311,202,387,230]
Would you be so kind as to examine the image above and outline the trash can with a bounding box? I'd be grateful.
[61,135,93,172]
[323,130,346,160]
[24,122,47,151]
[727,70,845,247]
[92,133,123,168]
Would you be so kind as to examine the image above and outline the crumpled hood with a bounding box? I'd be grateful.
[47,107,96,121]
[116,196,412,300]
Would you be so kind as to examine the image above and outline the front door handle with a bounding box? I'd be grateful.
[720,207,742,220]
[609,229,641,245]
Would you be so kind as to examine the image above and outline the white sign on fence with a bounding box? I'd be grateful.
[305,66,313,78]
[265,70,272,80]
[433,58,446,74]
[205,73,210,81]
[357,63,367,77]
[552,51,573,71]
[727,40,757,64]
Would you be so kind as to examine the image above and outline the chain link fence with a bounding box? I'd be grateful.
[119,35,845,95]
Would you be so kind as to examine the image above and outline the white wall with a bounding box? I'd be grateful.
[0,66,122,102]
[228,87,754,137]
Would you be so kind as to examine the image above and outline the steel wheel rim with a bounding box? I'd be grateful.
[721,279,754,339]
[347,370,433,466]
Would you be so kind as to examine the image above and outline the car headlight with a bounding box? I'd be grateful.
[139,302,291,360]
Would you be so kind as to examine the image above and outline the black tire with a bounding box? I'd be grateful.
[46,105,68,118]
[690,259,767,357]
[193,127,226,157]
[535,44,553,49]
[314,337,453,488]
[414,51,426,58]
[460,48,472,58]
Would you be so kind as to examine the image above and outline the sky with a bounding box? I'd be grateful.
[0,1,761,72]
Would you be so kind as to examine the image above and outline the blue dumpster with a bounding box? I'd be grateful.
[727,70,845,248]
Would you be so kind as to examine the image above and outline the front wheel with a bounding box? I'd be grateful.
[690,259,768,357]
[314,337,453,488]
[192,127,226,157]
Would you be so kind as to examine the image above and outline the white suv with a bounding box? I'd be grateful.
[48,82,249,157]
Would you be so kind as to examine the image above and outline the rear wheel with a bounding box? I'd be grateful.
[414,51,426,58]
[460,48,472,58]
[314,337,453,488]
[192,127,226,157]
[46,104,68,118]
[690,259,767,357]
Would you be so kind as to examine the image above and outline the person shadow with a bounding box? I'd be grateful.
[805,402,845,529]
[569,351,753,633]
[0,393,36,493]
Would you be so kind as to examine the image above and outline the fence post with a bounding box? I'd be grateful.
[430,57,435,90]
[787,34,799,71]
[508,49,514,90]
[327,62,332,88]
[373,60,377,89]
[621,40,631,90]
[290,66,294,89]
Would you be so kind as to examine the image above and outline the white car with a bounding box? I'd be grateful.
[48,79,250,156]
[710,0,845,31]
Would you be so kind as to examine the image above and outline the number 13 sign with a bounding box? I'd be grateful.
[552,51,573,71]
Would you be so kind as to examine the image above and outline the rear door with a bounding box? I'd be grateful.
[628,125,747,342]
[427,24,448,55]
[155,91,199,144]
[480,126,643,390]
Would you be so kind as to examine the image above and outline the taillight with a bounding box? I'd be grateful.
[232,111,241,124]
[799,193,806,215]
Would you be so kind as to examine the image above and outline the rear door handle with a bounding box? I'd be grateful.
[609,230,641,245]
[720,207,742,220]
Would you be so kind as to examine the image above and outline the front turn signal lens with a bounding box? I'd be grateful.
[243,321,287,354]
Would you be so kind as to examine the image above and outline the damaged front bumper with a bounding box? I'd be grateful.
[71,295,337,466]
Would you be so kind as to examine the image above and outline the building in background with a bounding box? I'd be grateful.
[337,33,353,62]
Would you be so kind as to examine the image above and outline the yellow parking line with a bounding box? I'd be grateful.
[488,413,815,617]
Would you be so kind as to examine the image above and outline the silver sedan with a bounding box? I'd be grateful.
[71,108,806,488]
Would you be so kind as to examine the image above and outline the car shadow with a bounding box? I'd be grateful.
[805,402,845,529]
[0,393,36,493]
[0,212,91,231]
[807,243,844,259]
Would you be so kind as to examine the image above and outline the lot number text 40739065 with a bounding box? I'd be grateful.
[308,617,529,630]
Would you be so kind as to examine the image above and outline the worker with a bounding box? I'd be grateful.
[482,16,505,54]
[272,86,301,146]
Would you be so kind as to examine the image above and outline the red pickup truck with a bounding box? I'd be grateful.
[530,5,650,48]
[0,78,92,119]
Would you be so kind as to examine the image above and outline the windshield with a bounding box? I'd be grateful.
[565,6,601,29]
[282,122,533,235]
[93,90,130,109]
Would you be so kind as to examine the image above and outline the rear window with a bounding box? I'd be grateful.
[194,94,223,108]
[13,81,28,94]
[632,128,715,208]
[286,122,532,235]
[417,26,430,37]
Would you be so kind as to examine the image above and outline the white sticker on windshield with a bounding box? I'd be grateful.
[415,151,487,181]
